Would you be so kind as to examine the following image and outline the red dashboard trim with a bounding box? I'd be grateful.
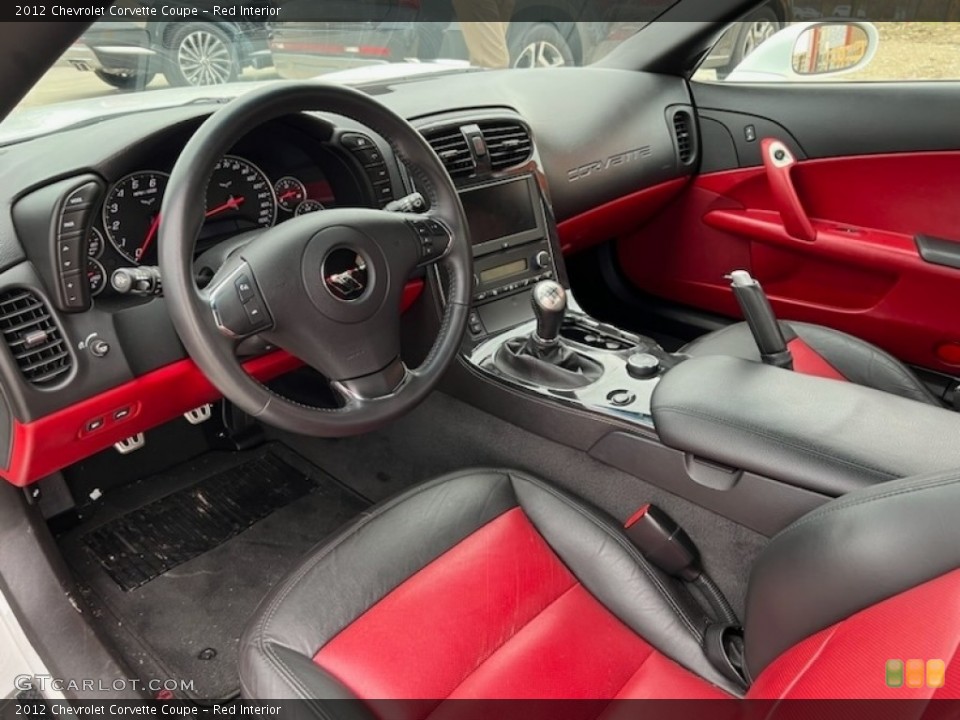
[0,278,424,487]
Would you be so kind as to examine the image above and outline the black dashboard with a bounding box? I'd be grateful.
[0,67,696,481]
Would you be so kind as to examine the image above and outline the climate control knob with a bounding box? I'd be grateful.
[533,250,550,270]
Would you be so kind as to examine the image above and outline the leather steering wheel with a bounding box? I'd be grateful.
[159,83,472,436]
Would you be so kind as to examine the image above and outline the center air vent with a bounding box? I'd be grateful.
[478,120,533,171]
[670,109,696,165]
[0,288,72,387]
[422,126,476,179]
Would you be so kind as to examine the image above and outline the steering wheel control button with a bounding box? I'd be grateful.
[606,389,636,407]
[626,353,661,379]
[411,219,450,265]
[322,248,369,302]
[235,274,255,303]
[209,264,273,338]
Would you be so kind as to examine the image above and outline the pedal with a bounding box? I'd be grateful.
[184,404,213,425]
[114,433,145,455]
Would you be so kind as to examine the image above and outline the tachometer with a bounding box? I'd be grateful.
[205,155,277,232]
[103,171,169,265]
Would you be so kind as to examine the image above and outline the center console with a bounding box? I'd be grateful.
[452,161,676,428]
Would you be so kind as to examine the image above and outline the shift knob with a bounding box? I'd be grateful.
[531,280,566,345]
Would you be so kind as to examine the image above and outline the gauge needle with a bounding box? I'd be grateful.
[206,195,245,218]
[138,214,161,260]
[279,190,299,202]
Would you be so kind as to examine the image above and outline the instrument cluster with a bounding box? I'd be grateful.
[86,120,367,301]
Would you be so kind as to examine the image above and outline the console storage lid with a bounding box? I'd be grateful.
[651,355,960,497]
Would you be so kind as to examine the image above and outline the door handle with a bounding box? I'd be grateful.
[761,138,816,242]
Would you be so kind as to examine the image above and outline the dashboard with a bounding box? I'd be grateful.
[0,67,697,485]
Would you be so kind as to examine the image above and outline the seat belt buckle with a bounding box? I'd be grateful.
[623,504,701,582]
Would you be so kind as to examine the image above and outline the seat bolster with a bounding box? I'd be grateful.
[239,469,519,698]
[744,469,960,681]
[509,473,742,696]
[789,321,940,405]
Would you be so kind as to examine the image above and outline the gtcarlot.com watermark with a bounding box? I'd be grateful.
[15,674,195,694]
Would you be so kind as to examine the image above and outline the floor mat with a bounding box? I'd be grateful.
[85,452,320,592]
[59,443,369,701]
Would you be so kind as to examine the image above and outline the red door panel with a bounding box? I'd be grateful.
[617,151,960,374]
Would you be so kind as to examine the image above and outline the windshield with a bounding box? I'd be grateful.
[7,3,675,143]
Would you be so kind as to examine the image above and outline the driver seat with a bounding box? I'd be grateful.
[239,468,960,703]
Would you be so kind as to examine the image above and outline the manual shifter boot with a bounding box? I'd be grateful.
[495,335,603,390]
[493,281,603,389]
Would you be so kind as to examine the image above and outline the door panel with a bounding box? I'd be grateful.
[616,82,960,374]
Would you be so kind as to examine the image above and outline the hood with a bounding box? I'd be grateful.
[0,61,476,145]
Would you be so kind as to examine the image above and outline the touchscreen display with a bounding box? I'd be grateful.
[460,178,537,246]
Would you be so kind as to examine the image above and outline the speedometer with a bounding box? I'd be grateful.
[204,155,277,232]
[103,171,169,265]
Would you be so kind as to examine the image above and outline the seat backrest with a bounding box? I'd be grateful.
[743,469,960,698]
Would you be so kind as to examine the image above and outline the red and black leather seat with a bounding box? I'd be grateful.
[683,320,939,405]
[239,467,960,704]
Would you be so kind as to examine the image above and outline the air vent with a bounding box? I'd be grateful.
[479,120,533,171]
[422,126,476,179]
[672,110,695,165]
[0,288,72,387]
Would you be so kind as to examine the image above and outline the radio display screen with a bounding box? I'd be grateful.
[460,177,538,246]
[480,259,528,284]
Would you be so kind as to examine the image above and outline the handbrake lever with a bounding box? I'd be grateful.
[728,270,793,370]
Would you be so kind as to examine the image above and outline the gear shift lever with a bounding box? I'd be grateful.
[531,280,566,347]
[728,270,793,369]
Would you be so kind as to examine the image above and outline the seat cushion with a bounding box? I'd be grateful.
[683,320,939,405]
[239,469,737,705]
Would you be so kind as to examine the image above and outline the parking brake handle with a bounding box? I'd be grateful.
[728,270,793,370]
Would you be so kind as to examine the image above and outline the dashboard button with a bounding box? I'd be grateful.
[65,182,100,209]
[57,234,83,272]
[85,417,105,433]
[606,389,636,407]
[59,210,86,235]
[61,272,84,308]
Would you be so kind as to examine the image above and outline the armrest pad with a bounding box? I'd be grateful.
[651,355,960,496]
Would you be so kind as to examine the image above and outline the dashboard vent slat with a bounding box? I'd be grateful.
[0,288,72,387]
[422,126,476,180]
[478,120,532,171]
[672,110,695,165]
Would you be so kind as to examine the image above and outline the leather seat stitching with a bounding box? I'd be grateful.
[655,406,899,480]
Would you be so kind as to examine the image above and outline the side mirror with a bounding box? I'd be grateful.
[725,21,878,82]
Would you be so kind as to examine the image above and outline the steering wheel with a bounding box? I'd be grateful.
[159,83,472,436]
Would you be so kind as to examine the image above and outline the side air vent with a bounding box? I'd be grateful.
[671,109,695,165]
[422,126,476,179]
[479,120,533,171]
[0,288,72,387]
